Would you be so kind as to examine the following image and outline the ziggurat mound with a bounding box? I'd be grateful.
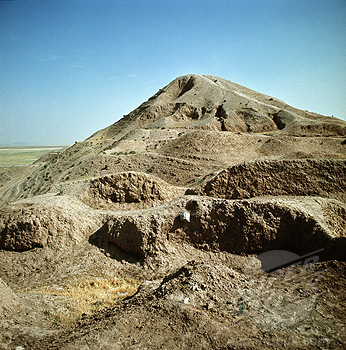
[1,74,346,349]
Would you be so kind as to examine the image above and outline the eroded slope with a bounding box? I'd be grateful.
[1,74,346,349]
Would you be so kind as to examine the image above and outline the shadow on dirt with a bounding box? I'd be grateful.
[89,224,143,264]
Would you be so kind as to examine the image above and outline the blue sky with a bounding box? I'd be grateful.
[1,0,345,145]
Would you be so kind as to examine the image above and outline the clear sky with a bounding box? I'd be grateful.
[1,0,345,146]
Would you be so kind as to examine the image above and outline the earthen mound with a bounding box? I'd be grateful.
[0,195,100,251]
[61,172,184,210]
[88,172,183,209]
[1,74,346,205]
[1,74,346,349]
[91,196,346,262]
[29,260,346,350]
[91,74,346,140]
[198,159,346,201]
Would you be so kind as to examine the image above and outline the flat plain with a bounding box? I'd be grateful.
[0,146,65,171]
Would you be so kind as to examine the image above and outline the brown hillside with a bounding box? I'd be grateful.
[1,74,346,349]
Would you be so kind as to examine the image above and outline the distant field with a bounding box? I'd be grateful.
[0,146,66,169]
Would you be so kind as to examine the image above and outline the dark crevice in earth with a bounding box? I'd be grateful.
[177,76,195,98]
[215,105,228,131]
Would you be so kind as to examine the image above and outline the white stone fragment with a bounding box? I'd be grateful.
[180,211,190,223]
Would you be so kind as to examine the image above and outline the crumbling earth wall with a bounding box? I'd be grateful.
[93,196,346,262]
[200,159,346,200]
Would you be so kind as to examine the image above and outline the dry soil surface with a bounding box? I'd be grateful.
[0,74,346,349]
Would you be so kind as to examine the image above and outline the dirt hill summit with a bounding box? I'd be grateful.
[95,74,346,137]
[0,75,346,349]
[1,74,346,203]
